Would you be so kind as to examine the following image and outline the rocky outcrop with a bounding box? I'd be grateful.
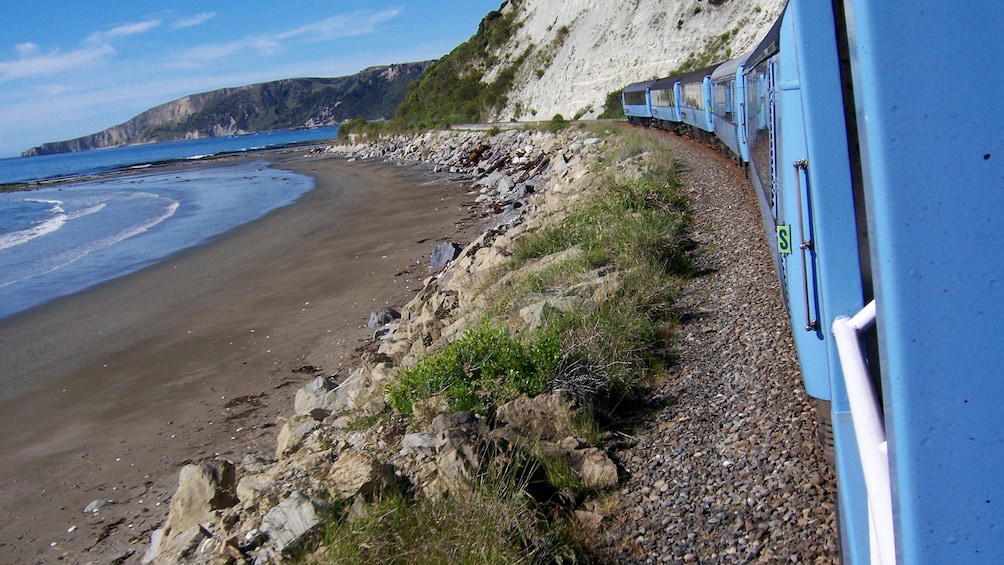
[21,62,433,156]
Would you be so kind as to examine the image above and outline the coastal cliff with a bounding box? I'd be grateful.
[489,0,785,121]
[20,62,432,157]
[395,0,785,126]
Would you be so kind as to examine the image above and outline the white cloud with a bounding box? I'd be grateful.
[15,43,39,57]
[0,45,115,81]
[172,12,216,30]
[168,37,282,69]
[275,9,402,42]
[86,19,162,45]
[171,8,403,69]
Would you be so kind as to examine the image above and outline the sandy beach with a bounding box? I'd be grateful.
[0,152,477,563]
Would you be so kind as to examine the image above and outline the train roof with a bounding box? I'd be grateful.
[622,80,657,93]
[649,75,676,92]
[649,62,722,92]
[676,63,722,86]
[711,50,753,81]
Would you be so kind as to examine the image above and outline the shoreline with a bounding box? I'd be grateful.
[0,151,478,563]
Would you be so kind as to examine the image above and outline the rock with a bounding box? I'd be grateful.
[141,528,165,564]
[430,411,479,434]
[495,392,577,441]
[143,525,216,565]
[374,323,398,340]
[430,241,462,268]
[83,498,113,513]
[574,509,605,537]
[435,444,480,492]
[275,415,321,457]
[236,474,272,508]
[518,295,579,329]
[293,376,336,415]
[497,175,516,195]
[261,492,326,556]
[293,368,371,419]
[367,307,401,328]
[162,461,237,536]
[401,432,437,457]
[327,451,395,500]
[570,448,619,489]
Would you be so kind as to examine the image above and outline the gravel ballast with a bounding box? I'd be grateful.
[601,132,840,563]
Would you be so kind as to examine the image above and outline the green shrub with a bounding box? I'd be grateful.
[547,114,568,132]
[387,325,562,417]
[597,90,625,119]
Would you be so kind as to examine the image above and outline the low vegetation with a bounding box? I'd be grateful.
[393,6,523,127]
[318,127,691,562]
[321,476,560,565]
[598,89,626,119]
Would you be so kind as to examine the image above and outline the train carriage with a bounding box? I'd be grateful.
[649,76,680,130]
[622,80,655,126]
[675,64,718,140]
[757,2,872,560]
[838,2,1004,563]
[710,51,752,164]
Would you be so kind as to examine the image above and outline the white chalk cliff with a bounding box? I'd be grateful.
[486,0,786,121]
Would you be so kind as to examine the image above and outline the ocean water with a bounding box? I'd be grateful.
[0,128,339,319]
[0,126,340,185]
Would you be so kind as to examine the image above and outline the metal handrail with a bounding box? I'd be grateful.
[793,159,818,331]
[832,301,896,565]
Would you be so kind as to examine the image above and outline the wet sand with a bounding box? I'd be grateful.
[0,153,476,562]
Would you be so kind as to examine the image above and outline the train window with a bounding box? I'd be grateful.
[746,58,774,212]
[683,82,704,110]
[713,82,733,120]
[624,90,647,106]
[652,88,675,107]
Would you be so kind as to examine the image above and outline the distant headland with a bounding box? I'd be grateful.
[21,61,432,157]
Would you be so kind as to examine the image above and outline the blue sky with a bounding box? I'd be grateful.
[0,1,503,158]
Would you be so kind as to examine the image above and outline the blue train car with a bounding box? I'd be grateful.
[751,3,872,560]
[746,1,1004,562]
[676,64,717,137]
[649,76,680,130]
[710,52,751,163]
[837,2,1004,563]
[622,80,654,126]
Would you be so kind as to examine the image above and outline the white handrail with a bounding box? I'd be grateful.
[832,301,896,565]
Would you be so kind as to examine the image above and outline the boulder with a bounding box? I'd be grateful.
[400,432,437,458]
[261,492,327,556]
[367,307,401,328]
[495,392,577,441]
[292,368,371,419]
[570,447,619,489]
[430,241,462,268]
[162,461,238,538]
[293,376,336,416]
[326,451,396,500]
[275,415,321,458]
[142,525,216,565]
